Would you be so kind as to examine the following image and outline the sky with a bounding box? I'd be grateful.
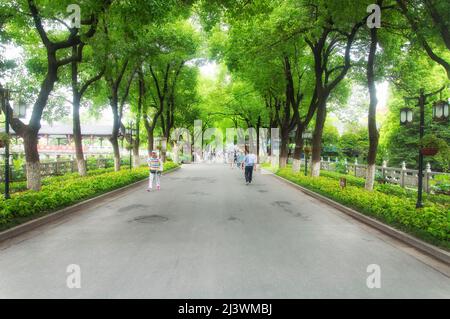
[199,61,220,79]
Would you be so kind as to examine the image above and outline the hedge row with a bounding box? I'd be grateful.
[0,162,179,229]
[276,168,449,249]
[319,170,450,207]
[0,167,118,194]
[261,163,449,207]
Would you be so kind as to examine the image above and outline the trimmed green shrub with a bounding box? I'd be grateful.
[320,169,449,207]
[0,162,179,229]
[431,175,450,195]
[276,167,449,249]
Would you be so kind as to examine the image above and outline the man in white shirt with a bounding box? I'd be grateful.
[242,147,257,185]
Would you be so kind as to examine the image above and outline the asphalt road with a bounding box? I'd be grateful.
[0,164,449,298]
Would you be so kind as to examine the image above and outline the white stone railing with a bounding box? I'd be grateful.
[313,158,448,194]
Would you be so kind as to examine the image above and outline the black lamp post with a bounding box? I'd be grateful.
[401,86,448,208]
[0,87,27,200]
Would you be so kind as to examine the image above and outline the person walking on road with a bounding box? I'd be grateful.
[237,150,245,169]
[242,147,257,185]
[147,151,163,192]
[232,150,238,169]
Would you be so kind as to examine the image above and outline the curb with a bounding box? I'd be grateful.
[266,170,450,266]
[0,166,181,243]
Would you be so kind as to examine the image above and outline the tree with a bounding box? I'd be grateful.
[69,43,105,176]
[396,0,450,79]
[210,0,312,168]
[95,0,194,170]
[338,124,369,161]
[0,0,108,190]
[382,23,449,172]
[365,0,381,190]
[302,1,368,177]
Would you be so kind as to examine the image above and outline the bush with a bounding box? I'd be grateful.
[431,175,450,195]
[335,161,348,174]
[277,168,449,248]
[374,171,386,184]
[319,168,449,207]
[0,163,179,229]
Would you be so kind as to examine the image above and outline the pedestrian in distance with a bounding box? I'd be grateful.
[242,147,257,185]
[147,150,163,192]
[237,151,245,168]
[233,150,238,169]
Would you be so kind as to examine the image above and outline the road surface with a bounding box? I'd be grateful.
[0,164,449,298]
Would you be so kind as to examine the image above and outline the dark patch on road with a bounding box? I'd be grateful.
[167,177,183,181]
[187,177,217,183]
[189,191,210,196]
[272,201,293,213]
[131,215,169,224]
[227,216,242,222]
[272,201,311,221]
[293,212,312,221]
[118,204,149,212]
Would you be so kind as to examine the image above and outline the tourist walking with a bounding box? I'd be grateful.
[232,150,238,169]
[237,151,245,170]
[242,147,257,185]
[147,151,163,192]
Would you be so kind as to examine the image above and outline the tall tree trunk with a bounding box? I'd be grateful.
[133,125,140,167]
[110,99,121,171]
[256,115,261,163]
[279,129,289,168]
[73,94,86,176]
[22,70,57,190]
[292,124,305,173]
[24,130,41,191]
[365,23,380,190]
[71,45,86,176]
[161,133,168,163]
[133,138,140,167]
[147,128,154,154]
[133,70,145,168]
[111,137,121,171]
[311,100,326,177]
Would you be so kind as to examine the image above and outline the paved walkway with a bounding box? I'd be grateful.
[0,164,449,298]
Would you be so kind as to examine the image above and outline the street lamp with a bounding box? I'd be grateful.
[402,86,447,208]
[432,100,449,122]
[400,107,413,125]
[0,87,27,199]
